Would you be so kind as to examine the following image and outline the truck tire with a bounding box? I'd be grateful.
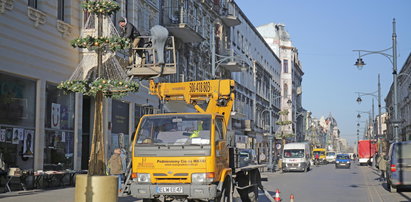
[388,181,397,193]
[143,199,160,202]
[210,177,232,202]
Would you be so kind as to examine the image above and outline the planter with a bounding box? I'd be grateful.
[75,174,118,202]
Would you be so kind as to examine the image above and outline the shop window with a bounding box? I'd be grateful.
[45,84,75,130]
[44,130,74,170]
[0,73,36,127]
[0,73,36,170]
[44,83,75,170]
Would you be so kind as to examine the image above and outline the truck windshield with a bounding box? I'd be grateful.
[313,151,325,156]
[136,114,211,146]
[284,149,304,158]
[327,152,336,156]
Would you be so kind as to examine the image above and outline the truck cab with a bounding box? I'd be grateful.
[129,80,237,202]
[131,113,231,201]
[312,148,326,164]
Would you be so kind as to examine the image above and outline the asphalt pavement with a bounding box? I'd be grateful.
[2,163,411,202]
[259,162,411,202]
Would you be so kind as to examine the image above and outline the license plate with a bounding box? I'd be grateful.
[340,163,346,165]
[157,186,183,193]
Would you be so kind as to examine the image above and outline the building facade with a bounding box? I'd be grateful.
[0,0,284,172]
[386,53,411,142]
[256,23,304,142]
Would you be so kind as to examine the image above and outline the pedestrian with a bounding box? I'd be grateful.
[108,148,124,192]
[378,153,387,181]
[118,17,145,66]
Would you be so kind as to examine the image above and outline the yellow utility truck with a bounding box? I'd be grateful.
[312,148,327,165]
[129,80,265,202]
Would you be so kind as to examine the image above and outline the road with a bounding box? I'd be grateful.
[258,162,411,202]
[2,163,411,202]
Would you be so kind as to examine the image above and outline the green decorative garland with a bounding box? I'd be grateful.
[81,0,120,15]
[71,36,130,52]
[58,79,139,99]
[275,120,293,125]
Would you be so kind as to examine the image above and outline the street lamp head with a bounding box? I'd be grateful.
[356,97,362,104]
[357,129,360,132]
[357,114,361,119]
[355,58,366,70]
[357,123,360,127]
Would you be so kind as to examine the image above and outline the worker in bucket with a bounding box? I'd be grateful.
[118,17,145,66]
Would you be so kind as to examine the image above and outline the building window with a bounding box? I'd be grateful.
[44,83,75,170]
[28,0,37,8]
[283,59,288,73]
[284,83,288,98]
[0,73,36,170]
[57,0,64,21]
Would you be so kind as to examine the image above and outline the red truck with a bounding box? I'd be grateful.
[358,140,377,166]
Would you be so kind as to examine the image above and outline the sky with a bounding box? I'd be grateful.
[235,0,411,147]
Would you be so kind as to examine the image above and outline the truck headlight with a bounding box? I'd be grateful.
[192,173,214,184]
[137,173,151,183]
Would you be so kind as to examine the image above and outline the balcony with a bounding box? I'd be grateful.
[219,60,248,72]
[165,5,205,43]
[220,3,240,27]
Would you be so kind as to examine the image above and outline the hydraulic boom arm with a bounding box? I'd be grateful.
[149,80,235,126]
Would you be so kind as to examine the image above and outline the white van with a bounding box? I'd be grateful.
[282,142,311,172]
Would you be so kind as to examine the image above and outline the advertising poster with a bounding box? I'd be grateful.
[51,103,61,129]
[18,128,24,141]
[48,132,56,148]
[5,128,12,143]
[61,131,66,143]
[23,130,34,157]
[12,128,19,144]
[65,133,74,158]
[0,129,5,142]
[60,105,68,129]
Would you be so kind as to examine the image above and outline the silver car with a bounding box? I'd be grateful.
[386,141,411,192]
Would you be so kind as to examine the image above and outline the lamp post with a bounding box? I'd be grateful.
[353,18,399,142]
[357,110,373,139]
[355,74,382,140]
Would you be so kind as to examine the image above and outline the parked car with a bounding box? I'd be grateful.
[335,154,351,169]
[386,141,411,193]
[326,151,336,164]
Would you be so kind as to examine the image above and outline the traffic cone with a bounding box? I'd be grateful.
[290,194,295,202]
[274,188,281,201]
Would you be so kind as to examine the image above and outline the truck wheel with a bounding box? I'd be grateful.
[389,181,397,193]
[143,199,160,202]
[214,177,232,202]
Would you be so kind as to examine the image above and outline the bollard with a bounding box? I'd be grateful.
[274,188,281,202]
[290,194,294,202]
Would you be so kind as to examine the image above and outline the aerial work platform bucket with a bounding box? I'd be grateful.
[126,35,176,78]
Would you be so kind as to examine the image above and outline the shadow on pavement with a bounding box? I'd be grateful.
[0,189,54,199]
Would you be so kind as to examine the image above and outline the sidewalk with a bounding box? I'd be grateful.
[360,165,411,202]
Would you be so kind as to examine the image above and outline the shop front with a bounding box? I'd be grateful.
[0,72,36,171]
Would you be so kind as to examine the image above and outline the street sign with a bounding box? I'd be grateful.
[276,144,281,149]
